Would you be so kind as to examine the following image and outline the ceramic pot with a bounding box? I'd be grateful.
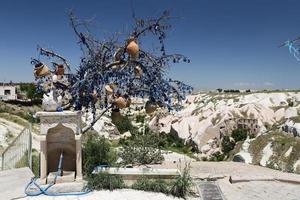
[134,65,143,78]
[145,101,157,114]
[55,64,64,75]
[126,37,139,58]
[114,96,127,109]
[34,63,50,77]
[111,109,122,124]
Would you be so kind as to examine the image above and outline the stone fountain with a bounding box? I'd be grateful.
[36,110,83,184]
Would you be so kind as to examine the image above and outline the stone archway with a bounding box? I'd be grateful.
[46,123,76,174]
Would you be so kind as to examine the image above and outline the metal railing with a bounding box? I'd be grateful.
[1,125,32,170]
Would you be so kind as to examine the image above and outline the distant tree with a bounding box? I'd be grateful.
[231,128,248,142]
[216,88,223,93]
[19,83,42,100]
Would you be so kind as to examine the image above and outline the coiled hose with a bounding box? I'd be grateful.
[24,151,90,196]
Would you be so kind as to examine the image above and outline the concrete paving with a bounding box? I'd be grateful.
[149,161,300,200]
[0,167,34,200]
[2,162,300,200]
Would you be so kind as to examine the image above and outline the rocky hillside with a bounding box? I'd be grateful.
[155,92,300,147]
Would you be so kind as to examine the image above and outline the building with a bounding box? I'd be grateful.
[0,85,16,100]
[220,118,260,137]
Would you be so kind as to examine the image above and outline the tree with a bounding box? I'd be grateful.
[231,128,248,142]
[216,88,223,93]
[19,83,42,100]
[31,10,192,133]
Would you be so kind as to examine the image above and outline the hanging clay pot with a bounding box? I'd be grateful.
[134,65,143,78]
[55,64,64,75]
[111,109,122,124]
[105,84,114,95]
[34,63,50,77]
[126,37,139,58]
[145,101,158,114]
[114,96,127,109]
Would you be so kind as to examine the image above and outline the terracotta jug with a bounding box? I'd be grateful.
[145,101,157,114]
[34,63,50,77]
[126,37,139,58]
[55,64,64,75]
[111,109,122,124]
[114,96,127,109]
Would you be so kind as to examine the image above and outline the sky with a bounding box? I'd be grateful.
[0,0,300,90]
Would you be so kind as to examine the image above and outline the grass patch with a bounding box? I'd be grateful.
[86,172,125,191]
[132,163,192,199]
[248,134,271,165]
[290,116,300,123]
[0,113,29,127]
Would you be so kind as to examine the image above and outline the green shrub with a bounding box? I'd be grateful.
[221,136,235,155]
[114,115,135,134]
[136,114,146,124]
[231,128,248,142]
[120,133,164,165]
[169,163,192,199]
[202,157,208,161]
[132,163,192,199]
[209,151,225,161]
[31,149,39,177]
[159,132,198,158]
[86,172,125,190]
[132,176,169,194]
[82,132,117,175]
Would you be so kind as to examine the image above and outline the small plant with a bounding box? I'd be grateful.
[86,172,125,190]
[132,163,192,199]
[114,115,135,134]
[82,132,117,175]
[209,151,225,161]
[169,163,193,199]
[201,156,208,161]
[136,114,146,124]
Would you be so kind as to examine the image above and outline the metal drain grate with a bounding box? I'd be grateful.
[197,181,224,200]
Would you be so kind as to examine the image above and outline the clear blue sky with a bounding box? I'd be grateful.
[0,0,300,90]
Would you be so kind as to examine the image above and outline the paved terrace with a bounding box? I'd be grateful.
[3,162,300,200]
[151,161,300,200]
